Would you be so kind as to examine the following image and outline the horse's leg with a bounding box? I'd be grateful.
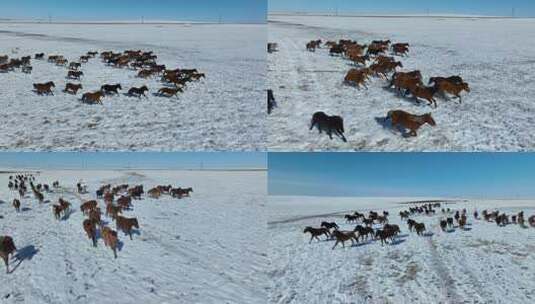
[2,255,8,273]
[309,235,313,243]
[332,241,339,250]
[337,130,347,143]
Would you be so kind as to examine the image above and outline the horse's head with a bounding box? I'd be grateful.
[461,82,471,93]
[1,236,16,254]
[424,113,436,126]
[303,227,311,233]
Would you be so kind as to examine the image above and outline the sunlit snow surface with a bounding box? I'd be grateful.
[268,196,535,303]
[0,170,267,304]
[268,15,535,151]
[0,23,266,151]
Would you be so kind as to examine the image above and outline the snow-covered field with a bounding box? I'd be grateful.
[0,169,267,304]
[268,196,535,303]
[0,23,266,151]
[268,15,535,151]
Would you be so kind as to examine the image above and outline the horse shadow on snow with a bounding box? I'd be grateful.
[9,245,39,274]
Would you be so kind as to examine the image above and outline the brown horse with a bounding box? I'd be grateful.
[116,216,139,240]
[64,83,83,95]
[117,195,132,210]
[459,215,467,229]
[59,198,71,212]
[0,236,17,273]
[80,200,98,215]
[387,110,436,137]
[407,83,438,107]
[101,226,118,258]
[390,71,422,95]
[157,87,183,98]
[82,91,104,104]
[53,204,64,220]
[434,81,470,103]
[344,68,369,89]
[375,228,395,245]
[89,209,102,226]
[148,187,161,198]
[303,226,330,243]
[414,223,426,236]
[331,230,358,249]
[83,219,97,247]
[12,199,20,212]
[106,204,122,219]
[137,69,153,78]
[392,43,409,56]
[56,58,68,66]
[370,61,402,79]
[33,81,55,95]
[353,225,374,240]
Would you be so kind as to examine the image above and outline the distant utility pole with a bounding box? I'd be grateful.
[218,13,222,24]
[426,8,430,16]
[512,8,516,18]
[141,16,144,24]
[48,13,52,23]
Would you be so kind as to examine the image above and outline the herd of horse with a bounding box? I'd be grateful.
[303,202,535,250]
[268,36,472,142]
[1,49,205,104]
[1,173,193,273]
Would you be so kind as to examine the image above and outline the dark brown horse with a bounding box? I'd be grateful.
[303,226,330,243]
[331,230,358,249]
[82,91,104,104]
[128,86,149,98]
[33,82,55,95]
[0,236,17,273]
[83,219,97,247]
[64,83,83,95]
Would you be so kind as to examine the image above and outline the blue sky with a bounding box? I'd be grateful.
[0,153,266,170]
[269,0,535,17]
[269,153,535,199]
[0,0,266,23]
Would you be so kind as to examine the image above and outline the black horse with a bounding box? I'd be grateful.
[310,112,347,142]
[101,84,122,95]
[267,89,277,114]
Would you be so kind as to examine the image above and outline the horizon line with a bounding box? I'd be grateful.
[0,19,265,25]
[0,167,267,172]
[269,194,535,200]
[268,12,534,19]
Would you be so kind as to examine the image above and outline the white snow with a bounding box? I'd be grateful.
[0,169,267,304]
[268,15,535,151]
[0,23,266,151]
[268,196,535,303]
